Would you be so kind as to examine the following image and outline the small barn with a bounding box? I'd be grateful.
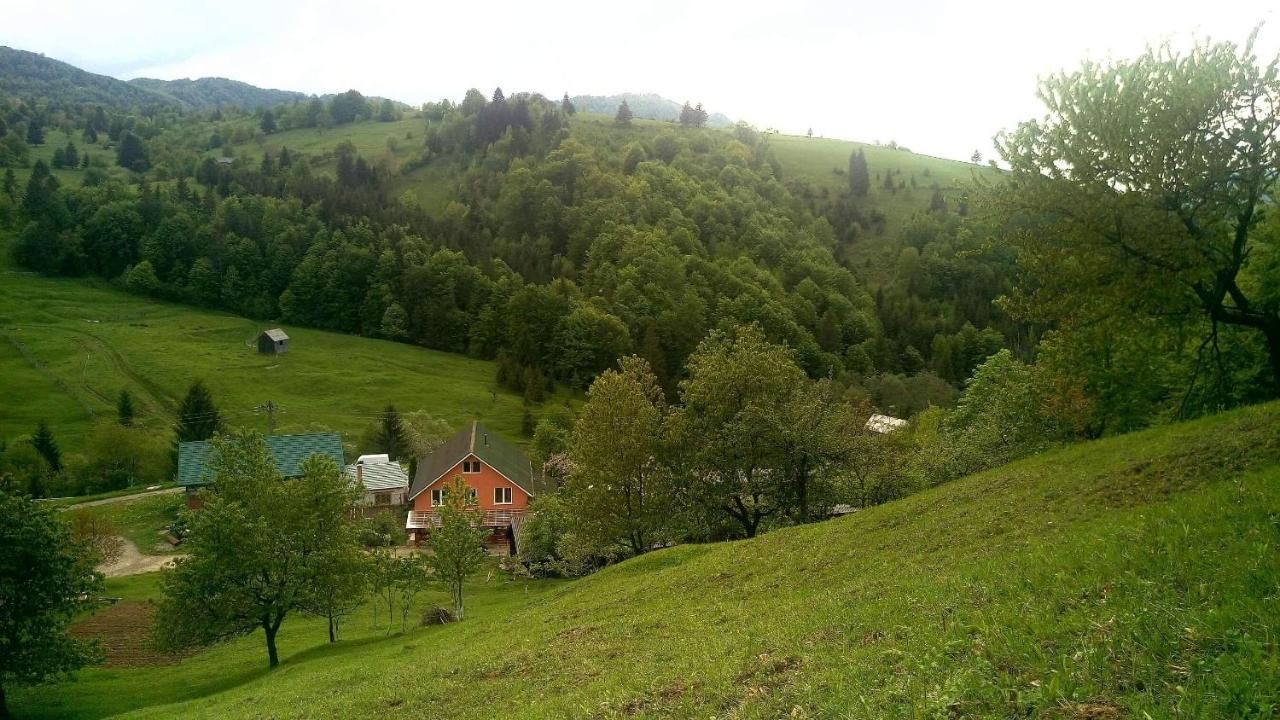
[257,328,289,354]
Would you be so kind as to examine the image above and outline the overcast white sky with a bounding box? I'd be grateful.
[4,0,1277,161]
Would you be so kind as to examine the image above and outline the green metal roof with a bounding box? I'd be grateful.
[177,432,346,487]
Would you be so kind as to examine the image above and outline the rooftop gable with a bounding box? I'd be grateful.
[408,421,541,500]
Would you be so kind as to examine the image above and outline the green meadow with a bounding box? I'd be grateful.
[12,401,1280,718]
[0,248,562,457]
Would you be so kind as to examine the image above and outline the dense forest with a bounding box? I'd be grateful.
[2,36,1276,446]
[0,80,1017,417]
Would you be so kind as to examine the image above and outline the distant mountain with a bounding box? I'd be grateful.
[129,77,308,110]
[570,92,733,127]
[0,46,177,108]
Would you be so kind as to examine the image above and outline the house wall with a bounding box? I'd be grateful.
[410,454,531,511]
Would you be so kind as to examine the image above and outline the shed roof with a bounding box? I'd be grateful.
[408,421,542,500]
[177,432,345,487]
[261,328,289,342]
[344,461,409,492]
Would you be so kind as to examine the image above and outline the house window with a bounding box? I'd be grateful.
[431,488,445,507]
[463,459,482,474]
[494,487,512,505]
[465,487,478,505]
[373,492,390,506]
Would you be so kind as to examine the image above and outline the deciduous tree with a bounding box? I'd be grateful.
[0,491,101,719]
[425,476,486,619]
[565,356,671,555]
[154,434,360,667]
[993,33,1280,391]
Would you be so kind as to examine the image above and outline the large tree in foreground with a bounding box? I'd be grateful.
[992,32,1280,390]
[565,356,672,556]
[0,491,101,719]
[154,433,360,668]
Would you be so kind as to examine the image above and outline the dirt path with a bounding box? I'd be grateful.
[60,486,183,509]
[98,538,183,577]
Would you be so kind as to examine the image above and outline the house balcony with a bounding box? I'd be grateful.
[405,509,528,530]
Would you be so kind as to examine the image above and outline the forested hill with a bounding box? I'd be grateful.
[128,77,307,110]
[570,92,733,127]
[0,47,308,111]
[0,46,178,109]
[1,65,1017,416]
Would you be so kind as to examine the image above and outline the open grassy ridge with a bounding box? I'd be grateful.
[14,402,1280,719]
[0,251,562,455]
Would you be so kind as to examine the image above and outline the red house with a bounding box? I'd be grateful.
[405,421,544,555]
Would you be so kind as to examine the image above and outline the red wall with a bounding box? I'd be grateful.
[410,454,531,511]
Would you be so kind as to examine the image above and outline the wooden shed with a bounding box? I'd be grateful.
[257,328,290,354]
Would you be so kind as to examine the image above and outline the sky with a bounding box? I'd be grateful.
[3,0,1278,161]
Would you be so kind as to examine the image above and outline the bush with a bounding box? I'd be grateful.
[421,606,456,625]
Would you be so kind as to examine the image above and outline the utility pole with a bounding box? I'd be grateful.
[256,400,278,435]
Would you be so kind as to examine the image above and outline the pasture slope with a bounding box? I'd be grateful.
[0,247,558,455]
[13,401,1280,719]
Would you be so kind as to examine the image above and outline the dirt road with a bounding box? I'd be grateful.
[98,538,183,577]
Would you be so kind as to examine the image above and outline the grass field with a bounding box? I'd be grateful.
[0,249,566,458]
[64,491,186,555]
[12,401,1280,718]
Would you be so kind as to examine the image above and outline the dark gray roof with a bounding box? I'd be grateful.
[408,421,540,500]
[261,328,289,342]
[177,432,345,487]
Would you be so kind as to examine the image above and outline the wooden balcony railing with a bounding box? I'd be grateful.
[405,509,527,529]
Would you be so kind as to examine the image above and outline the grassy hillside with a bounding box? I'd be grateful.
[0,251,563,456]
[14,402,1280,718]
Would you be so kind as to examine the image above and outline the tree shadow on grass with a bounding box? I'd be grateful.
[14,631,409,720]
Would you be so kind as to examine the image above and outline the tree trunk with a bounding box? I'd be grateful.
[0,682,9,720]
[264,622,280,668]
[1267,324,1280,391]
[453,583,464,620]
[328,613,336,643]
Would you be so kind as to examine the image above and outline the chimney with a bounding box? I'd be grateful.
[484,433,489,446]
[356,464,363,484]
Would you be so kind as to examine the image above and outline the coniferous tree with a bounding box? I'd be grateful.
[929,187,947,214]
[278,146,291,168]
[174,380,222,444]
[117,389,135,427]
[25,120,44,145]
[2,167,15,199]
[28,421,62,473]
[63,141,78,169]
[374,405,409,461]
[115,131,149,172]
[82,125,98,144]
[259,109,277,134]
[561,93,575,115]
[50,146,66,169]
[614,100,633,127]
[848,149,870,197]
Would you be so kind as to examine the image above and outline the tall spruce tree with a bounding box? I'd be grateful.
[117,389,135,427]
[374,405,409,461]
[614,100,633,127]
[115,131,149,172]
[259,109,277,134]
[848,149,870,197]
[561,92,576,115]
[174,380,222,445]
[2,168,15,200]
[28,421,62,473]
